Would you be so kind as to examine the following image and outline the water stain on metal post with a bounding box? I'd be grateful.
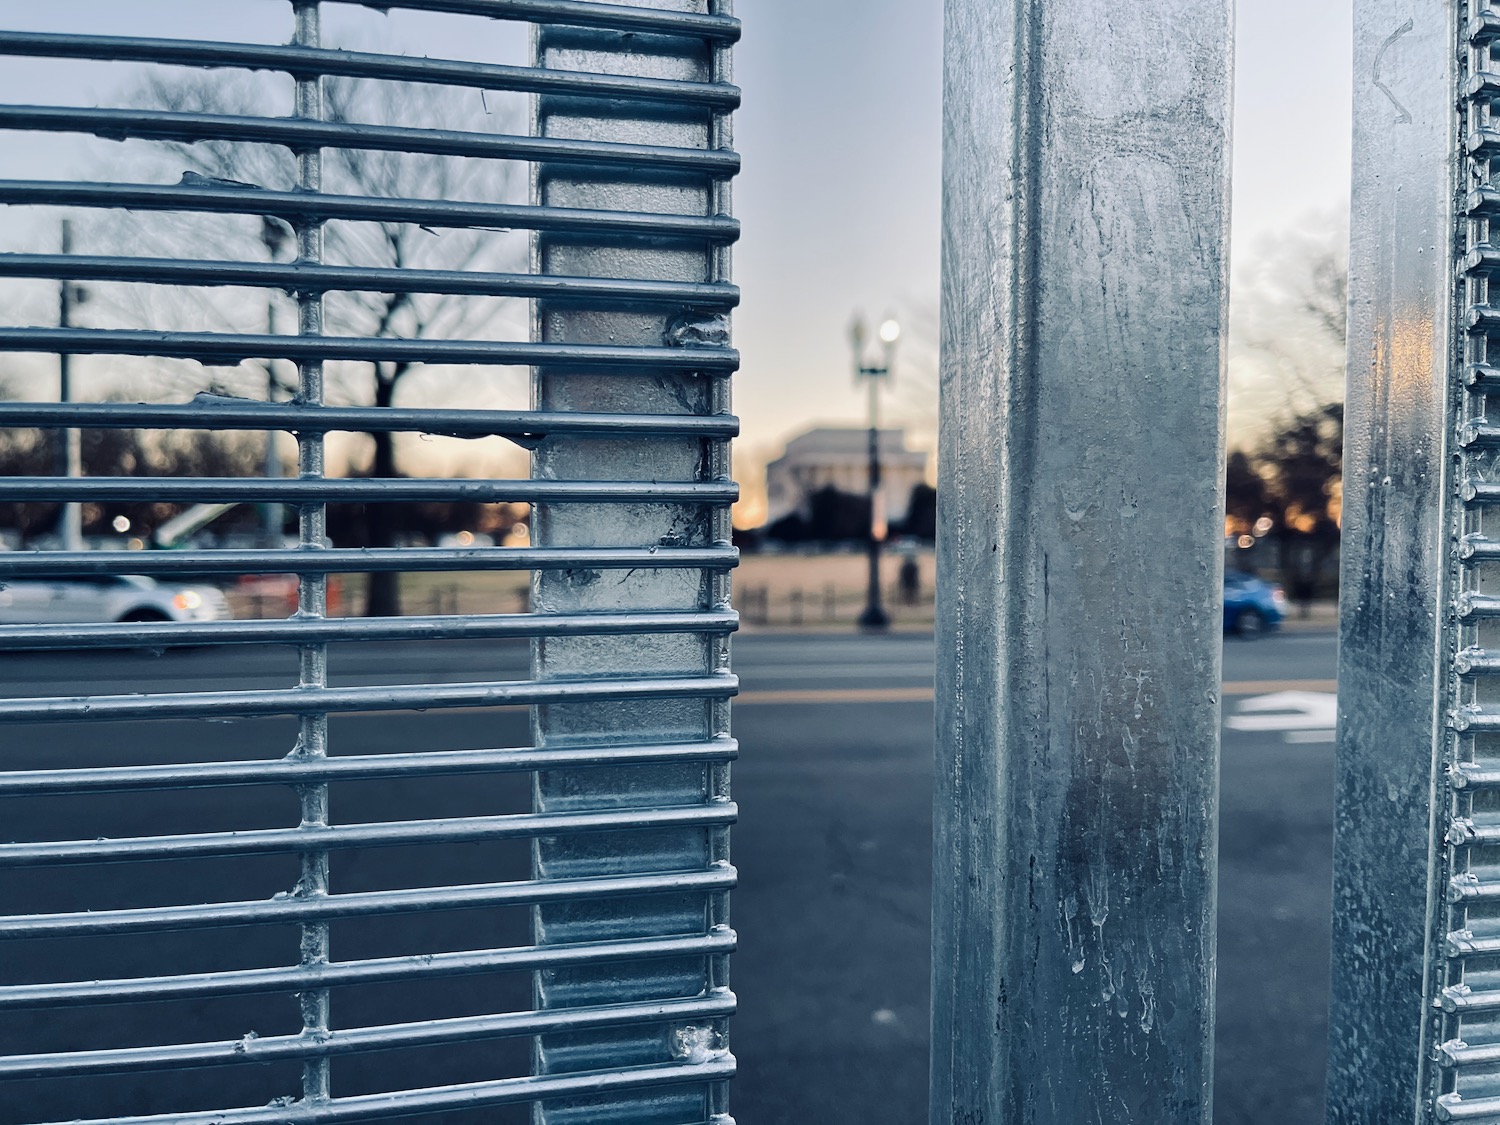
[933,2,1232,1122]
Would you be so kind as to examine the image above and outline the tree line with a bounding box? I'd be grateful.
[0,419,527,551]
[1226,401,1343,605]
[747,398,1343,607]
[749,481,936,547]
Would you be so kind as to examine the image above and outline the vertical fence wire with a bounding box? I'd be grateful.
[705,8,734,1121]
[291,0,333,1109]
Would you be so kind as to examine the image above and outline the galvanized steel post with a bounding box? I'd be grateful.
[530,6,738,1124]
[1329,2,1473,1122]
[933,3,1232,1122]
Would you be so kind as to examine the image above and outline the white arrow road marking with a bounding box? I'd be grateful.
[1225,691,1337,744]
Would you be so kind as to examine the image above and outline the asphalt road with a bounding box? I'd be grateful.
[732,629,1338,1125]
[1215,632,1338,1125]
[0,629,1337,1124]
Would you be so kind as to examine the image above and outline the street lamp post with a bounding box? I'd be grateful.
[260,217,291,547]
[850,313,900,631]
[56,220,87,552]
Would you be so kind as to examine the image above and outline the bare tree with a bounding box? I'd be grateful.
[0,384,265,544]
[103,69,526,614]
[1228,212,1349,435]
[1225,213,1350,609]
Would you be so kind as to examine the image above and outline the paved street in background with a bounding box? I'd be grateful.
[0,629,1337,1124]
[1213,630,1338,1125]
[731,630,1337,1125]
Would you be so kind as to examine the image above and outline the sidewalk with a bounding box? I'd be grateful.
[734,552,1339,635]
[1279,599,1338,633]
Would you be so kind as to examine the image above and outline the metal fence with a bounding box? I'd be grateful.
[933,2,1232,1121]
[11,2,1496,1124]
[933,1,1500,1123]
[0,3,738,1123]
[1331,1,1500,1121]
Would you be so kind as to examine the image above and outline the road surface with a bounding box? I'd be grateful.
[0,629,1337,1124]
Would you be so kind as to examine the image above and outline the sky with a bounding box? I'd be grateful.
[0,1,1355,519]
[733,1,1355,457]
[729,1,1354,521]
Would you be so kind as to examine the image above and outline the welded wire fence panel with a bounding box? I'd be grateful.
[1431,4,1500,1120]
[0,3,738,1122]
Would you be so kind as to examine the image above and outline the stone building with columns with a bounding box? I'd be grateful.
[763,427,929,530]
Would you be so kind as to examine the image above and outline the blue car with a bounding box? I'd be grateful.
[1224,570,1285,638]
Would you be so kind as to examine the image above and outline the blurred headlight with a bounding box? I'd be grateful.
[172,591,203,611]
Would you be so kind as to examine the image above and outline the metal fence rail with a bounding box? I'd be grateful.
[1432,3,1500,1120]
[933,1,1231,1122]
[0,3,737,1123]
[1326,1,1480,1122]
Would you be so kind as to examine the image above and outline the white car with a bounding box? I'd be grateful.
[0,575,232,624]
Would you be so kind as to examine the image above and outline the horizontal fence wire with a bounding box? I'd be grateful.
[0,477,737,503]
[0,327,738,370]
[0,180,741,239]
[0,868,740,939]
[0,609,739,650]
[0,546,737,575]
[0,253,740,306]
[0,738,740,794]
[0,32,742,108]
[0,797,738,867]
[22,1060,739,1125]
[0,673,739,722]
[0,399,739,437]
[0,2,738,1122]
[0,930,738,1010]
[0,994,738,1080]
[0,106,742,174]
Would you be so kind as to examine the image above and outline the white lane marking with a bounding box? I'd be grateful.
[1221,679,1336,695]
[1284,729,1336,744]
